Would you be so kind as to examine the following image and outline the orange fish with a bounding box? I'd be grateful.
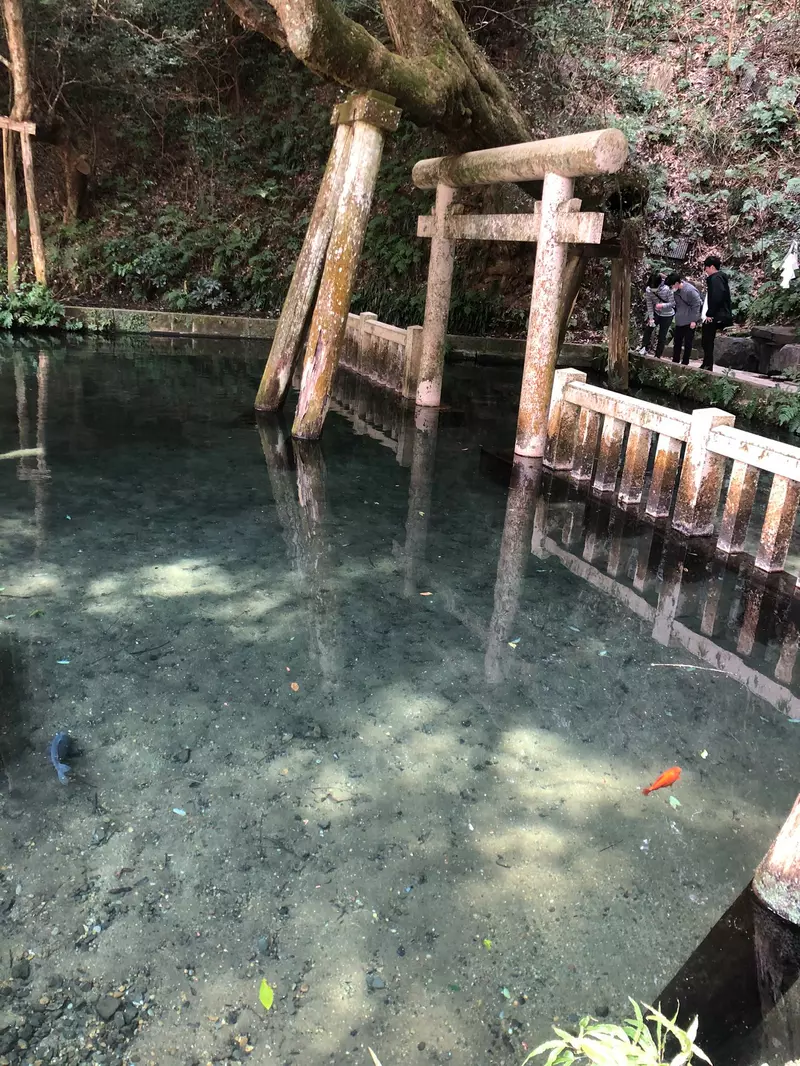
[642,766,681,795]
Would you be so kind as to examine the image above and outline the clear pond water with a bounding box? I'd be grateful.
[1,336,799,1066]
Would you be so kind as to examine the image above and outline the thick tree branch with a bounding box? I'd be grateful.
[225,0,287,48]
[224,0,532,149]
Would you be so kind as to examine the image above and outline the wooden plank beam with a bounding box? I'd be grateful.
[0,116,35,135]
[417,204,604,245]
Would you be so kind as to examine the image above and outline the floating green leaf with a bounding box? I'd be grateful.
[259,979,274,1011]
[483,938,492,950]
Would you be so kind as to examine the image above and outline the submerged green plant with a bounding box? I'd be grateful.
[524,1000,711,1066]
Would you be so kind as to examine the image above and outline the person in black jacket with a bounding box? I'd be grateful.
[701,255,733,371]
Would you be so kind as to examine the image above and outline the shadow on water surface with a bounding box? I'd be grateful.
[0,339,799,1066]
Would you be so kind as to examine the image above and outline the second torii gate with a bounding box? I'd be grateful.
[413,129,628,458]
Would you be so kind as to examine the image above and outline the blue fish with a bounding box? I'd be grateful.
[49,731,71,784]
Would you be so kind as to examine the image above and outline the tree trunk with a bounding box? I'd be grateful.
[225,0,531,150]
[1,0,31,122]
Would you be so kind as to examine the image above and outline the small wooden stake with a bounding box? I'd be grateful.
[293,98,396,440]
[19,131,45,284]
[255,120,353,411]
[3,127,18,290]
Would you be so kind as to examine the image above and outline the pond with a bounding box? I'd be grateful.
[1,336,799,1066]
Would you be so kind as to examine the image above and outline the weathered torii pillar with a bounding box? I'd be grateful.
[413,129,628,457]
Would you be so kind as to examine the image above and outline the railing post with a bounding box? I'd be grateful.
[544,368,586,469]
[672,408,735,536]
[756,475,800,573]
[358,312,378,381]
[417,184,456,407]
[402,325,424,401]
[717,459,759,555]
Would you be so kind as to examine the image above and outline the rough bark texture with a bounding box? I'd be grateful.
[224,0,531,150]
[1,0,31,122]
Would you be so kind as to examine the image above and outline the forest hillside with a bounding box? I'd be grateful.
[7,0,800,336]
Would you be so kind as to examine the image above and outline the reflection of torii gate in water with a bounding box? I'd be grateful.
[1,352,50,554]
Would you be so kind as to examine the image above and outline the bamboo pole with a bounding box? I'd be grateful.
[3,127,18,290]
[254,117,354,411]
[292,94,400,440]
[19,130,45,284]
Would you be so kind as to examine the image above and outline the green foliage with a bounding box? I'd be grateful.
[631,355,800,435]
[743,76,800,147]
[525,1001,710,1066]
[0,283,69,331]
[748,279,800,326]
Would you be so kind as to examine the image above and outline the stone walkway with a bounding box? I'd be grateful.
[638,350,800,394]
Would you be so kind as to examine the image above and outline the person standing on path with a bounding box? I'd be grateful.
[664,273,703,366]
[701,255,733,371]
[639,272,675,357]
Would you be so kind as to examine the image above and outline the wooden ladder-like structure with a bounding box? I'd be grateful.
[1,115,46,288]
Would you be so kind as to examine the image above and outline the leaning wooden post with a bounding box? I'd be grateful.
[2,127,18,289]
[254,110,354,411]
[753,793,800,924]
[18,129,45,285]
[416,183,456,406]
[292,92,401,440]
[608,257,631,390]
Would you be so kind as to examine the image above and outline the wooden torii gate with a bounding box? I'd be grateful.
[413,129,628,457]
[0,115,46,288]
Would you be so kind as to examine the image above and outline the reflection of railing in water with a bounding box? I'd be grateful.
[529,479,800,718]
[329,367,416,466]
[546,369,800,581]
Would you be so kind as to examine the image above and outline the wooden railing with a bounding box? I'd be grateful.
[546,369,800,580]
[339,313,422,398]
